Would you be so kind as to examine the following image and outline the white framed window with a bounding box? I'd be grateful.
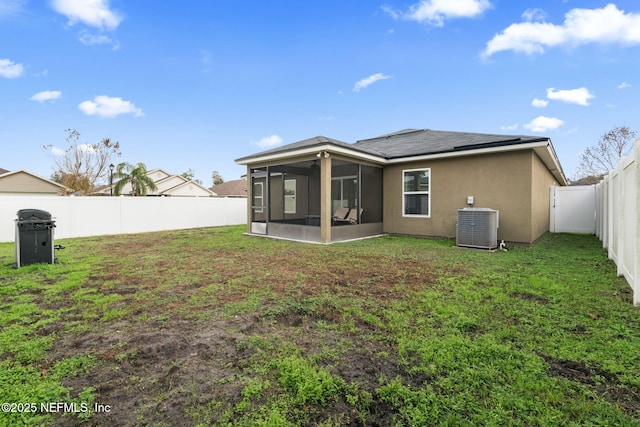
[253,182,264,213]
[402,168,430,217]
[284,179,296,214]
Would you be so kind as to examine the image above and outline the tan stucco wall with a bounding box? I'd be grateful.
[245,149,560,244]
[531,152,559,241]
[383,150,556,244]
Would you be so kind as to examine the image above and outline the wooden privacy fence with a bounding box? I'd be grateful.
[595,139,639,306]
[0,196,247,243]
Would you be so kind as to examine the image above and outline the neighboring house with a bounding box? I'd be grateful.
[235,128,567,244]
[94,168,214,197]
[0,169,68,196]
[209,179,247,197]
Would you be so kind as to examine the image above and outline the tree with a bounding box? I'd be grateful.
[212,170,224,186]
[113,162,158,196]
[181,168,203,185]
[45,129,121,195]
[576,126,637,179]
[181,168,196,181]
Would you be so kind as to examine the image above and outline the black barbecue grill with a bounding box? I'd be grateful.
[13,209,60,268]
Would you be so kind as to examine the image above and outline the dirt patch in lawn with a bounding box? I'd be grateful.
[543,356,640,418]
[44,232,447,426]
[51,307,411,426]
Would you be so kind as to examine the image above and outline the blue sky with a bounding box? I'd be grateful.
[1,0,639,185]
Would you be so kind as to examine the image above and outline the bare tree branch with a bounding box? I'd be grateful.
[576,126,637,179]
[45,129,122,195]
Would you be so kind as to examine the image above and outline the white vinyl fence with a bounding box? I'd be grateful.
[595,139,639,306]
[550,185,596,234]
[0,196,247,243]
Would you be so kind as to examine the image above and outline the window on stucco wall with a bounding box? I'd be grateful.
[403,168,430,217]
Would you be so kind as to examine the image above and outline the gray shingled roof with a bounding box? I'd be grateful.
[235,128,565,184]
[235,135,384,162]
[354,128,549,159]
[236,129,550,163]
[236,136,345,161]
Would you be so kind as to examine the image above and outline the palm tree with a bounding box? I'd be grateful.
[113,162,158,196]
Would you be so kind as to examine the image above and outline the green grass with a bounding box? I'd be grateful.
[0,226,639,426]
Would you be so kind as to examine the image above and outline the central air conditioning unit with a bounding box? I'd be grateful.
[456,208,499,249]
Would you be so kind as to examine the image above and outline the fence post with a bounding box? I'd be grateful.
[602,177,608,249]
[549,186,556,233]
[617,163,625,277]
[607,172,615,260]
[634,139,640,306]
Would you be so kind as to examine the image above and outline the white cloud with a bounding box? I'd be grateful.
[0,58,24,78]
[51,0,123,30]
[618,81,631,89]
[531,98,548,108]
[49,144,96,156]
[522,8,546,22]
[353,73,391,92]
[79,30,119,49]
[383,0,492,27]
[254,135,283,148]
[482,4,640,58]
[524,116,564,132]
[201,49,213,66]
[200,49,214,73]
[501,124,518,131]
[51,147,66,156]
[77,143,97,153]
[0,0,26,16]
[546,87,594,106]
[78,95,144,118]
[30,90,63,102]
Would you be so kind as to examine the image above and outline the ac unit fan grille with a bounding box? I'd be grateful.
[456,208,498,249]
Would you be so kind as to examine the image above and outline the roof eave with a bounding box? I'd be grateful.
[236,138,567,185]
[235,144,385,166]
[385,140,567,185]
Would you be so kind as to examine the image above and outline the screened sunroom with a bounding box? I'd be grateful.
[248,154,383,243]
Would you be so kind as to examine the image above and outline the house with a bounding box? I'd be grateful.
[235,128,567,244]
[0,169,68,196]
[93,168,214,197]
[209,179,247,197]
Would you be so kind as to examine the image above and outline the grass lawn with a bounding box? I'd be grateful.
[0,226,639,426]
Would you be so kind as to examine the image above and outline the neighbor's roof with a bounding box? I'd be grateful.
[0,168,9,175]
[209,179,247,197]
[0,169,67,188]
[0,169,68,192]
